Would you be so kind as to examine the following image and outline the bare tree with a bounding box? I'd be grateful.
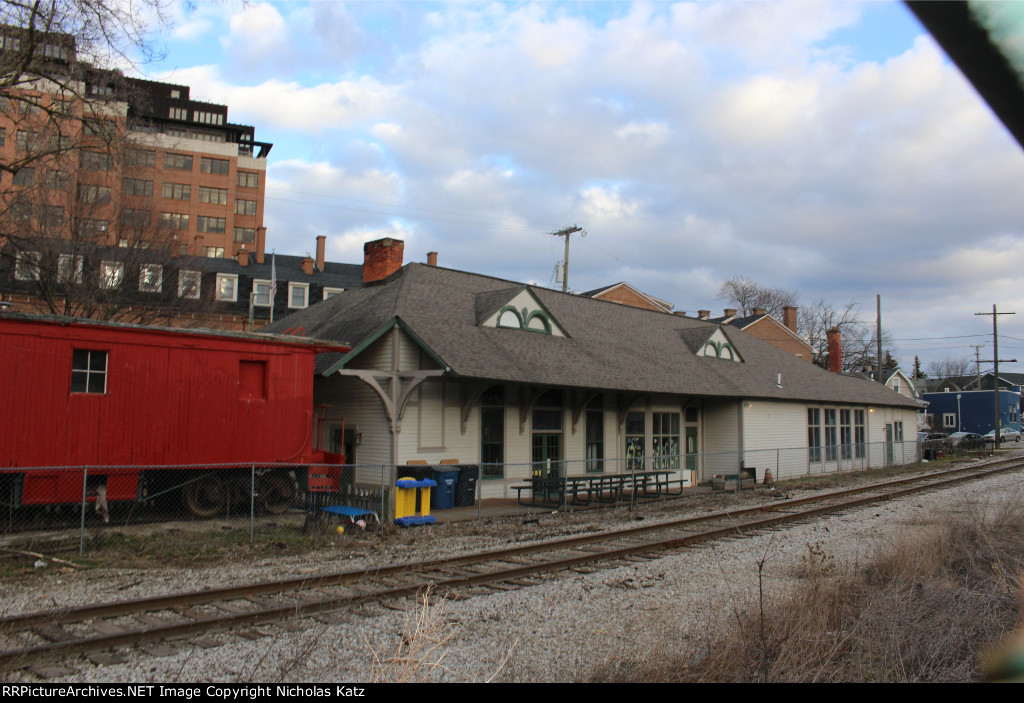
[0,2,210,325]
[716,275,798,318]
[799,297,894,373]
[926,356,974,381]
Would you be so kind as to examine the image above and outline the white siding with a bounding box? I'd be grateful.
[702,400,740,480]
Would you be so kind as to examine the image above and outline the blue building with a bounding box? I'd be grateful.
[921,389,1022,435]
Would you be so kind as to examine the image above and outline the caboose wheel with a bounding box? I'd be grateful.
[260,473,296,514]
[183,475,225,518]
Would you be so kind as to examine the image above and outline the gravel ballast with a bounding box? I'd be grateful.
[4,461,1023,683]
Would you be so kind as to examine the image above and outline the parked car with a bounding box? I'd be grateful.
[984,429,1022,444]
[948,432,985,449]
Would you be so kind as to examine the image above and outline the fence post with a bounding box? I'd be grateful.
[477,464,482,522]
[776,449,780,482]
[79,465,89,557]
[250,464,256,546]
[381,465,388,525]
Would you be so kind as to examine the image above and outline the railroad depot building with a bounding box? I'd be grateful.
[264,259,921,499]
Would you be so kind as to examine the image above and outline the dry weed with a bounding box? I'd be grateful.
[371,586,454,683]
[592,495,1024,683]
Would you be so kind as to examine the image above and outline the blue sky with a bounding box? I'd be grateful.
[127,1,1024,373]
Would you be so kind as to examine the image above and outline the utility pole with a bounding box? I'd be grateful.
[550,225,583,293]
[876,294,883,383]
[975,305,1016,449]
[969,344,985,388]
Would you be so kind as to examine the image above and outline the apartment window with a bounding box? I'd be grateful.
[202,246,225,258]
[42,205,63,228]
[58,254,83,284]
[216,273,238,301]
[19,101,41,116]
[161,182,191,200]
[808,408,821,463]
[12,167,34,186]
[199,186,228,204]
[100,260,124,289]
[42,43,69,60]
[168,107,188,120]
[193,110,224,125]
[893,378,901,393]
[170,90,180,99]
[78,184,111,203]
[127,149,156,167]
[200,157,229,175]
[14,251,40,280]
[139,264,162,293]
[16,130,37,151]
[80,151,110,171]
[323,287,344,300]
[234,199,257,216]
[119,238,149,249]
[159,212,189,230]
[943,413,956,429]
[178,270,201,299]
[44,170,68,190]
[237,171,259,188]
[120,208,151,228]
[52,99,74,116]
[233,227,255,244]
[481,386,504,478]
[197,216,226,233]
[123,178,153,197]
[288,282,309,309]
[9,200,33,222]
[164,152,193,171]
[625,411,645,471]
[253,279,272,306]
[77,219,109,238]
[840,409,853,460]
[71,350,108,394]
[3,36,20,51]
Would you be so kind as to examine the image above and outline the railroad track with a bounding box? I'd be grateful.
[3,456,1022,672]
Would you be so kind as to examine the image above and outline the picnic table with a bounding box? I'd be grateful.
[514,470,679,507]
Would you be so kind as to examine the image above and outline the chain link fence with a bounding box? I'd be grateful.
[0,437,968,554]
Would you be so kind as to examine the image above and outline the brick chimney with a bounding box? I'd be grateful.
[427,251,438,266]
[363,238,405,284]
[827,327,842,373]
[753,307,766,316]
[315,235,326,272]
[237,248,250,267]
[255,227,267,264]
[724,308,737,318]
[698,310,710,320]
[783,306,798,332]
[300,256,314,275]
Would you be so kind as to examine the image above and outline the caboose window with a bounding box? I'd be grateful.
[71,350,108,394]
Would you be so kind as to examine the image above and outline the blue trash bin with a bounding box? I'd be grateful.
[430,467,459,510]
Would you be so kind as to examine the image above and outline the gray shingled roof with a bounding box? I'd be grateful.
[263,264,918,408]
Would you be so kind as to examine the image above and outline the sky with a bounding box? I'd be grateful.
[125,1,1024,375]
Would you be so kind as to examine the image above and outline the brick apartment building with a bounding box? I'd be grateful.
[0,23,271,262]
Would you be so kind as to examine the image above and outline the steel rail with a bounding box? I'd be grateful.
[1,457,1021,669]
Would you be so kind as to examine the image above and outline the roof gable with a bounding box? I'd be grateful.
[478,286,567,337]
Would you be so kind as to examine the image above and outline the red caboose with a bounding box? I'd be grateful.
[0,312,348,516]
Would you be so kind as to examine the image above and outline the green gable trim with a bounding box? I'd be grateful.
[320,316,449,376]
